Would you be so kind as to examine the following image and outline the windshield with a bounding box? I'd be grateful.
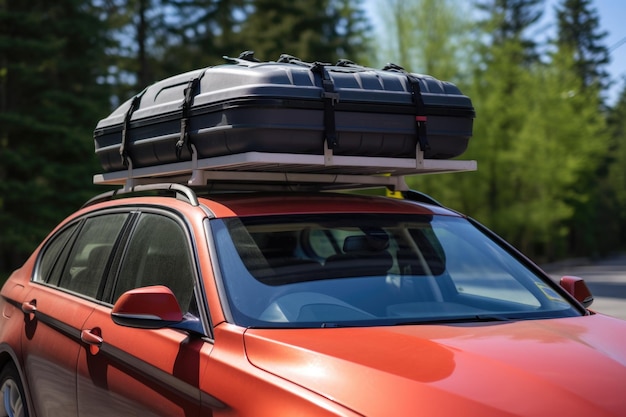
[210,213,580,328]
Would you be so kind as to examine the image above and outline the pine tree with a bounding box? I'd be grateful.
[376,0,478,213]
[376,0,474,80]
[602,83,626,252]
[465,39,533,236]
[554,0,610,91]
[607,83,626,208]
[95,0,174,104]
[512,50,606,258]
[96,0,372,101]
[552,0,612,256]
[236,0,372,63]
[160,0,249,70]
[464,0,544,237]
[0,0,111,271]
[475,0,543,64]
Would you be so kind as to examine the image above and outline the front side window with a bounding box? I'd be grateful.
[112,213,196,315]
[211,214,581,328]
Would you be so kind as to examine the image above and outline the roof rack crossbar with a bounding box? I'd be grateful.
[93,145,476,192]
[83,183,199,208]
[187,170,412,191]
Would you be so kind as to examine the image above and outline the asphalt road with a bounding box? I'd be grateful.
[544,253,626,321]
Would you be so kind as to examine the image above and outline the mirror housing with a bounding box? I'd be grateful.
[111,285,184,329]
[559,276,594,308]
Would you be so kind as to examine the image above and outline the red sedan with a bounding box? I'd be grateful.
[1,187,624,416]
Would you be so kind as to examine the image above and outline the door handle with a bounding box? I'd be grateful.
[81,328,103,355]
[21,300,36,314]
[21,300,37,321]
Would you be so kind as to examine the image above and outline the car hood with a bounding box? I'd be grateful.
[243,314,626,416]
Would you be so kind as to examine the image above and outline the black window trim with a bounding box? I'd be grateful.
[31,204,213,339]
[33,210,134,300]
[33,218,83,286]
[203,218,229,332]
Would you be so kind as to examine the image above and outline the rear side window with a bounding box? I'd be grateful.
[112,213,196,314]
[58,214,128,298]
[36,223,80,285]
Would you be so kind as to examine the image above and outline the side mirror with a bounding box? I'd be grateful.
[111,285,184,329]
[559,276,594,308]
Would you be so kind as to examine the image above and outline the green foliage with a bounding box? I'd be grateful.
[0,0,110,270]
[94,0,178,104]
[100,0,372,102]
[607,85,626,211]
[602,83,626,251]
[474,0,543,63]
[159,0,250,72]
[505,51,607,258]
[383,0,618,261]
[236,0,372,63]
[551,0,613,257]
[555,0,610,90]
[0,0,373,274]
[375,0,473,80]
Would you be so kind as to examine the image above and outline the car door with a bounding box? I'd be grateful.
[76,210,206,417]
[21,212,129,417]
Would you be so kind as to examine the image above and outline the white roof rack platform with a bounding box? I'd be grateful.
[93,145,477,192]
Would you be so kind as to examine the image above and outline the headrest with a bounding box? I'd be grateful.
[343,229,389,253]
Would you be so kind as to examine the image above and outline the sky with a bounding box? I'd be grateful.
[364,0,626,106]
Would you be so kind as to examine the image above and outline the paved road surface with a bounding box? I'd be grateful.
[544,253,626,321]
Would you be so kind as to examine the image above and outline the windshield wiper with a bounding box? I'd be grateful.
[393,314,512,326]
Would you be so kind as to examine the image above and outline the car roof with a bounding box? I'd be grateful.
[199,192,460,218]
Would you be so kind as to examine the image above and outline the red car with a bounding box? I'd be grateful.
[1,184,625,416]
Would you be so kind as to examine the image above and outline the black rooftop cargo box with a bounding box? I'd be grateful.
[94,55,475,173]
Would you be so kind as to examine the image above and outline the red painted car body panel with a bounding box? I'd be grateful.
[20,283,96,416]
[243,315,626,416]
[76,302,202,416]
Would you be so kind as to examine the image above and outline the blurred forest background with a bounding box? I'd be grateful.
[1,0,626,274]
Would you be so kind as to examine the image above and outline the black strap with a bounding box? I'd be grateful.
[120,91,145,167]
[406,74,431,153]
[383,63,431,154]
[311,62,339,149]
[336,59,360,68]
[277,54,303,64]
[176,70,206,159]
[237,50,260,62]
[222,50,260,66]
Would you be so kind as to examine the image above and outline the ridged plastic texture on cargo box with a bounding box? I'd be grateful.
[94,61,475,174]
